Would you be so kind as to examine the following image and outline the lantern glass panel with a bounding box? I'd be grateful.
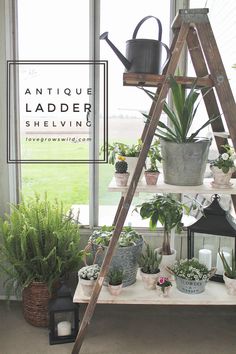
[193,233,234,275]
[54,311,75,334]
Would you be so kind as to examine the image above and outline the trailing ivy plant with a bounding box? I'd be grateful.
[0,194,83,297]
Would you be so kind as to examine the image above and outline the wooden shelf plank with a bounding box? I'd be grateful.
[73,273,236,305]
[108,175,236,195]
[123,73,213,88]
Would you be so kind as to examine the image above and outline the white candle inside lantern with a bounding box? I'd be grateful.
[198,249,212,270]
[57,321,72,336]
[216,251,231,275]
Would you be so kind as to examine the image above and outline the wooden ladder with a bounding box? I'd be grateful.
[72,8,236,354]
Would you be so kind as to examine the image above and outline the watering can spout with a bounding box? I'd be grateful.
[99,32,131,70]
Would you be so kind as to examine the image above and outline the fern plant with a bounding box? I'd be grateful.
[0,194,83,296]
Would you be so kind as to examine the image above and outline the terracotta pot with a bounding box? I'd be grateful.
[108,283,123,296]
[223,273,236,295]
[140,269,160,290]
[79,277,96,297]
[144,171,160,185]
[210,166,235,188]
[114,172,130,186]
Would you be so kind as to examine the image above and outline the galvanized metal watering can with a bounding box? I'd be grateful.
[100,15,170,74]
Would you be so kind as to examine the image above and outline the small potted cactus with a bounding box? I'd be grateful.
[107,268,124,296]
[114,156,130,186]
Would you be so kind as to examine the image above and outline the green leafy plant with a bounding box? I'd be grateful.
[107,268,124,285]
[210,144,236,173]
[141,76,218,143]
[169,258,210,281]
[219,250,236,279]
[103,140,143,165]
[0,194,83,296]
[90,225,142,248]
[135,194,189,255]
[146,139,162,172]
[138,244,162,274]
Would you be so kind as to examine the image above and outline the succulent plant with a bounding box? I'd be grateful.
[108,268,124,285]
[138,244,162,274]
[115,156,128,173]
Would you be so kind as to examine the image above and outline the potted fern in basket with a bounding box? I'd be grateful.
[0,194,83,327]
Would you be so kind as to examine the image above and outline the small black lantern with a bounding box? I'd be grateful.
[48,283,79,345]
[187,194,236,282]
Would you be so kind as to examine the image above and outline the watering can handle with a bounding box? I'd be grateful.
[132,15,162,42]
[160,42,171,74]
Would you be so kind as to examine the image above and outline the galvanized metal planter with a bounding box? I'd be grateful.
[91,238,143,287]
[160,138,211,186]
[175,276,207,294]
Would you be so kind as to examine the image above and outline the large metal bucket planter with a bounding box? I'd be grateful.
[160,138,211,186]
[91,238,143,287]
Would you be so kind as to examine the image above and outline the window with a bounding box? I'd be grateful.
[16,1,173,227]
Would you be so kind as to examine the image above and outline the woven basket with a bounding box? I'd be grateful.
[22,282,52,327]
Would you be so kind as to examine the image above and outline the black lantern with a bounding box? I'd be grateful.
[48,283,79,345]
[187,194,236,282]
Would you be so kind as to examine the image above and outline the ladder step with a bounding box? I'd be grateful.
[123,73,213,88]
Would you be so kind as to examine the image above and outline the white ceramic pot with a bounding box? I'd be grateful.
[140,269,160,290]
[79,277,96,297]
[125,157,145,181]
[114,172,130,186]
[223,273,236,295]
[108,283,123,296]
[155,248,177,279]
[210,166,235,188]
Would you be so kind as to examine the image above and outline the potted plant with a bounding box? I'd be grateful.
[78,264,100,297]
[0,194,83,327]
[144,139,162,185]
[219,250,236,295]
[135,194,188,277]
[89,225,143,287]
[107,268,124,296]
[157,277,172,297]
[210,144,236,188]
[142,76,218,186]
[114,156,130,186]
[168,258,216,294]
[104,139,144,180]
[138,244,162,290]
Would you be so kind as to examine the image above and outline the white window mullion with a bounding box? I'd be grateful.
[89,0,100,227]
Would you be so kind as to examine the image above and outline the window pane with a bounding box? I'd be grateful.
[18,0,90,210]
[99,0,171,226]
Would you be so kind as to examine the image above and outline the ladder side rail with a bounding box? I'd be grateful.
[71,22,190,354]
[195,19,236,150]
[187,27,228,150]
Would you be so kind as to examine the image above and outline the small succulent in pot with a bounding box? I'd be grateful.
[108,268,124,285]
[138,244,162,290]
[219,250,236,295]
[114,156,130,186]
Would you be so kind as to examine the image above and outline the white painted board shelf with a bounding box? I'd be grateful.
[108,176,236,195]
[73,275,236,306]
